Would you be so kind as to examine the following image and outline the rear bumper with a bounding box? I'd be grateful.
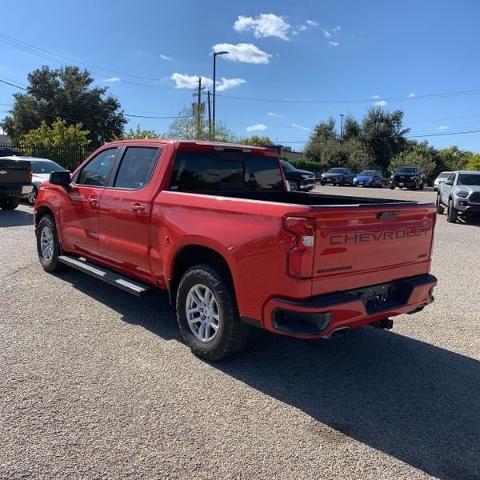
[261,274,437,339]
[0,184,33,199]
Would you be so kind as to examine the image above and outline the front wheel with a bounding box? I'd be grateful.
[0,197,20,210]
[389,185,395,190]
[176,264,250,361]
[447,199,458,223]
[36,215,66,272]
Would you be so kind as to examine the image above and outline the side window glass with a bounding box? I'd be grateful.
[77,148,117,186]
[114,147,159,189]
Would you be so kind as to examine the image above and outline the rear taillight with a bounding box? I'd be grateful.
[283,216,315,278]
[27,167,32,183]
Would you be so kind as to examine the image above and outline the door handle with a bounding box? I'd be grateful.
[88,196,99,207]
[131,203,146,213]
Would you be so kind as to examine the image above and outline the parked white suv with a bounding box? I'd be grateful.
[436,171,480,223]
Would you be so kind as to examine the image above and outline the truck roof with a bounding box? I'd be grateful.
[105,138,278,153]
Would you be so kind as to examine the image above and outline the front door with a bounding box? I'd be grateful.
[96,146,161,277]
[59,147,118,257]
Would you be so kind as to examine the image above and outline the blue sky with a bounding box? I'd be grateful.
[2,0,480,151]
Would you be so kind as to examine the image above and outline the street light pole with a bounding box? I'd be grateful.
[340,113,344,138]
[212,50,229,140]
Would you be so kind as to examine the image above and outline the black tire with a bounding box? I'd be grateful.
[36,214,66,272]
[27,186,37,205]
[419,183,425,190]
[435,195,445,214]
[0,197,20,210]
[176,264,250,361]
[320,181,325,186]
[389,185,395,190]
[447,199,458,224]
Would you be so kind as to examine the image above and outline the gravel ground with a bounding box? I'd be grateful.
[0,189,479,480]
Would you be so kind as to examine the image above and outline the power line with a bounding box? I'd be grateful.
[0,78,27,90]
[218,88,480,105]
[0,32,168,83]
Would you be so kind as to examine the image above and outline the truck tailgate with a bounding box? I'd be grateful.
[0,158,31,184]
[311,203,435,294]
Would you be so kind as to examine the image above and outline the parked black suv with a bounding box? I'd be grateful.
[280,160,316,191]
[389,166,425,190]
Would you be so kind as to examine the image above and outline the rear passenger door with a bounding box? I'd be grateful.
[96,146,161,277]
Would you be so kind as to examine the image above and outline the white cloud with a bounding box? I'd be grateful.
[291,123,311,131]
[106,77,121,82]
[170,73,246,92]
[298,25,308,32]
[322,29,332,38]
[213,43,271,64]
[328,41,340,47]
[375,100,388,107]
[216,77,246,91]
[408,92,416,98]
[372,94,381,99]
[306,19,319,27]
[160,54,172,61]
[437,125,449,130]
[246,123,268,132]
[234,13,291,40]
[268,112,284,117]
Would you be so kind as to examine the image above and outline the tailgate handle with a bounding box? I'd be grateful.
[378,211,399,221]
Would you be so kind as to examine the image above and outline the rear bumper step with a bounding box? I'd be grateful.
[58,255,150,297]
[264,274,437,338]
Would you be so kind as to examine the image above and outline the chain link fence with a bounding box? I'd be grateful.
[0,143,93,171]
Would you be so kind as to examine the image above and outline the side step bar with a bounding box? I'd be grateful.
[58,255,150,297]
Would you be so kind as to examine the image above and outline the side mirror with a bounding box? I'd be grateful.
[50,171,71,188]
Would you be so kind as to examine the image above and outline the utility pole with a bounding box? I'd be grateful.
[212,50,229,140]
[196,77,202,139]
[340,113,344,138]
[207,90,212,139]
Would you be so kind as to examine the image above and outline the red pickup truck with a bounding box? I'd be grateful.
[34,140,437,360]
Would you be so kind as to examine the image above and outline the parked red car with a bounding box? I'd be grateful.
[34,140,437,359]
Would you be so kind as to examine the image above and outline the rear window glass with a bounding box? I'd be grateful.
[170,150,284,192]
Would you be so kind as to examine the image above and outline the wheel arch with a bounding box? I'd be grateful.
[168,244,236,309]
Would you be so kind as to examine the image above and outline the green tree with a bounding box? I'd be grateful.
[390,141,439,182]
[361,107,409,173]
[437,146,471,172]
[19,118,90,167]
[241,135,274,146]
[165,106,235,142]
[120,125,160,140]
[342,115,361,140]
[3,66,126,147]
[466,153,480,170]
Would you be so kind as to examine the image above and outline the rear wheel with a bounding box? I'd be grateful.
[27,187,37,205]
[36,215,65,272]
[176,264,250,361]
[447,199,458,223]
[0,197,20,210]
[389,185,395,190]
[435,195,445,214]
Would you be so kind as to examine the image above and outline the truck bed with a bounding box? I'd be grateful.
[196,190,424,206]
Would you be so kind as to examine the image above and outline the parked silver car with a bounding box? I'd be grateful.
[436,170,480,223]
[433,171,452,192]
